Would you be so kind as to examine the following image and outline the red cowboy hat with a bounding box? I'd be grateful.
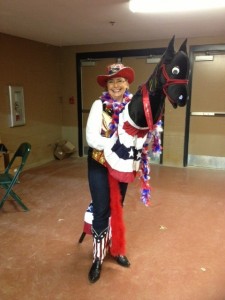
[97,63,135,87]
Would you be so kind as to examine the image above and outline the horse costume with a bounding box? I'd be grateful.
[81,36,190,260]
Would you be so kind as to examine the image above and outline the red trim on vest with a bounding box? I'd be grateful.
[106,162,136,183]
[122,121,149,137]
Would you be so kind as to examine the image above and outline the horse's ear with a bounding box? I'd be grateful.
[164,35,175,61]
[179,39,188,54]
[168,35,175,50]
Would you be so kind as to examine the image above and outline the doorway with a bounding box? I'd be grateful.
[184,44,225,169]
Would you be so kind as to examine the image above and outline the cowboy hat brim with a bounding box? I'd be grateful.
[97,67,135,87]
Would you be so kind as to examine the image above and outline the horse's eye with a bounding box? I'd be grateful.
[172,66,180,75]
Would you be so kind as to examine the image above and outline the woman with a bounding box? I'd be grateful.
[86,63,135,283]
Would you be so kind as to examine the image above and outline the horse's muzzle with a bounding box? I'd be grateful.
[167,84,188,107]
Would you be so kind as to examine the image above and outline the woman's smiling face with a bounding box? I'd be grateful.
[107,77,129,102]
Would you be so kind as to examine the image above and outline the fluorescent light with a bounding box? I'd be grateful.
[81,61,96,66]
[195,55,214,61]
[129,0,225,13]
[146,57,161,64]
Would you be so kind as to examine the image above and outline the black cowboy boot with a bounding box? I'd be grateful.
[107,222,131,268]
[88,258,102,283]
[88,227,109,283]
[115,255,130,267]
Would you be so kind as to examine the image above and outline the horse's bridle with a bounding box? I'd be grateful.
[141,64,189,130]
[161,64,189,106]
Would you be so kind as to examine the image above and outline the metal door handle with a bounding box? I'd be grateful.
[191,112,225,117]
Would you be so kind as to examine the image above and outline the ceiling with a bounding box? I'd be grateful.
[1,0,225,47]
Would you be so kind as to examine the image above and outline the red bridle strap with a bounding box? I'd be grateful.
[161,64,189,100]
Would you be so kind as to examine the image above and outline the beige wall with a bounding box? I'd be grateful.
[1,33,225,169]
[60,47,78,148]
[0,33,63,169]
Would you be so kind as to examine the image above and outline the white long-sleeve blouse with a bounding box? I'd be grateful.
[86,99,114,151]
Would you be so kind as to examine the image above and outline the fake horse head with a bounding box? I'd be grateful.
[128,36,190,129]
[153,35,189,108]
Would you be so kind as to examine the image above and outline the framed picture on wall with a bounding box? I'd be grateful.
[9,86,26,127]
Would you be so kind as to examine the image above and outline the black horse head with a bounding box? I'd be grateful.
[154,35,190,108]
[128,36,190,129]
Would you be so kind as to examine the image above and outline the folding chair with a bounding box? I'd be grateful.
[0,142,31,211]
[0,143,9,169]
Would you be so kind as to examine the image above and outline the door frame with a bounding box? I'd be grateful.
[76,47,166,157]
[183,43,225,166]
